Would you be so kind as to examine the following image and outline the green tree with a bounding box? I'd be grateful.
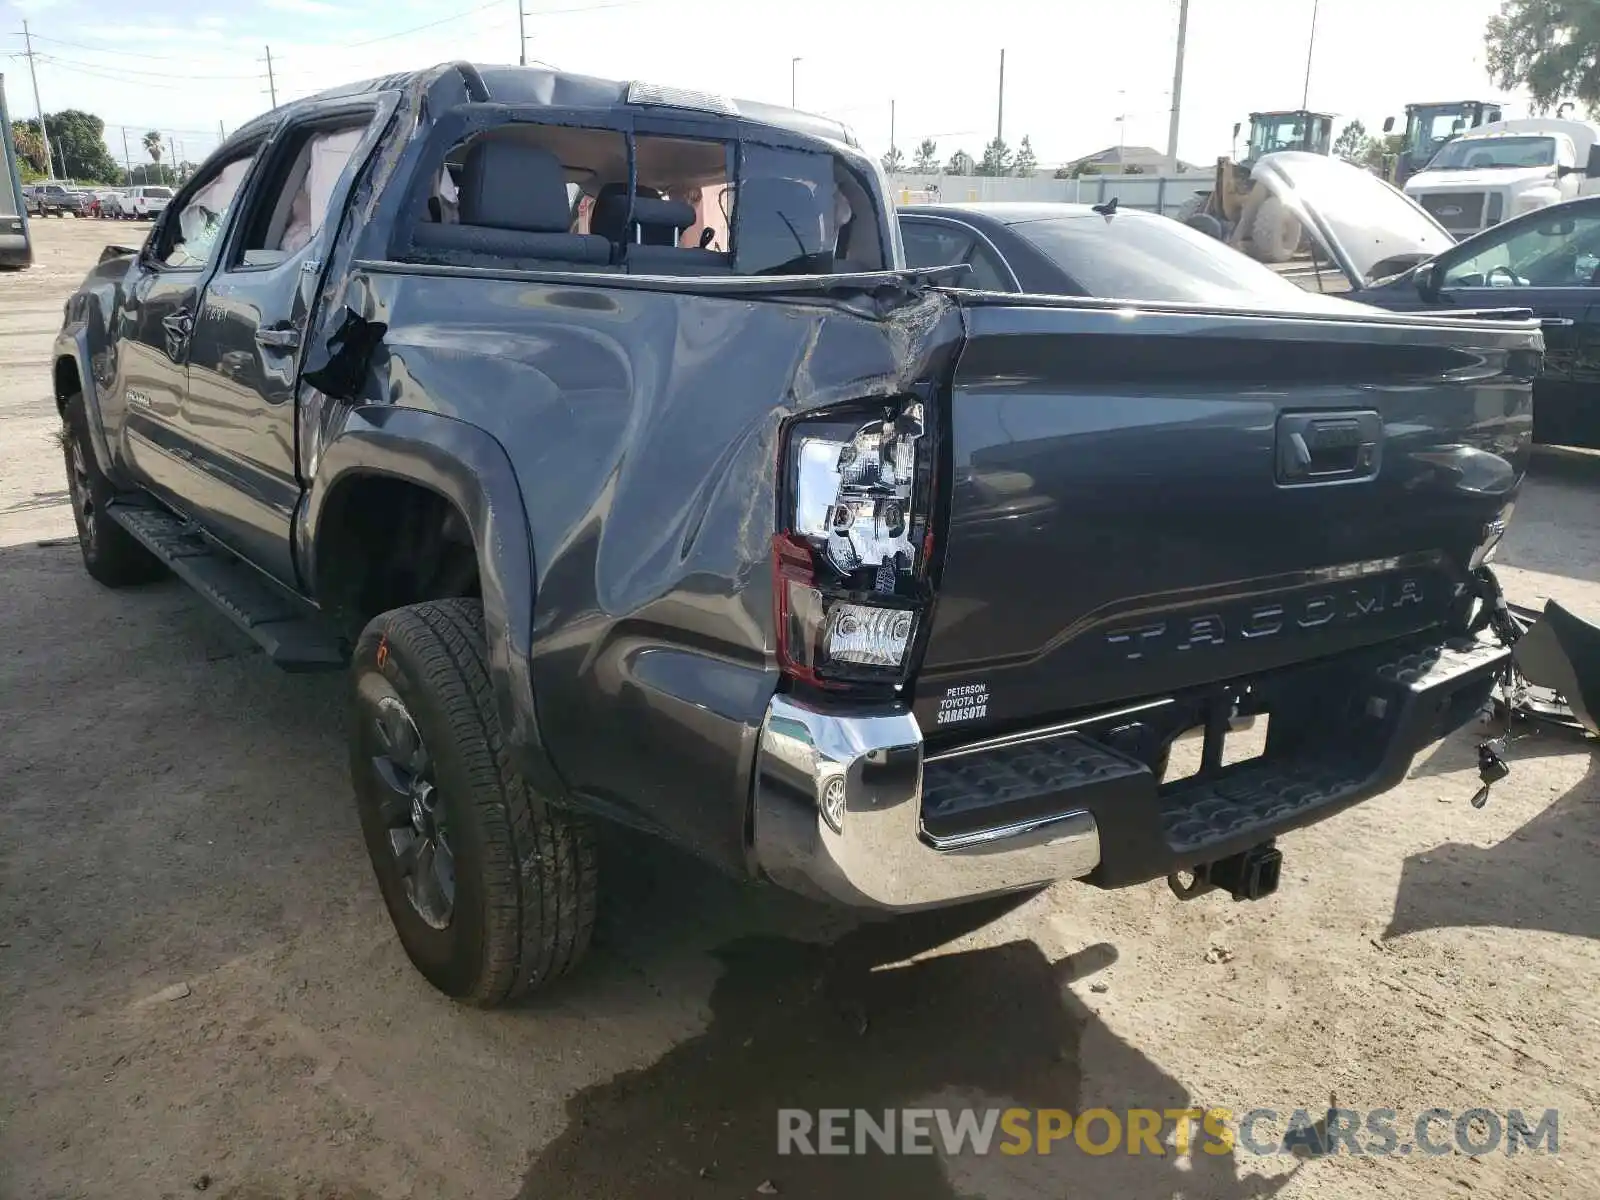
[1332,119,1370,164]
[17,111,120,182]
[127,162,177,186]
[945,149,974,175]
[1013,135,1037,178]
[1122,163,1145,175]
[1363,132,1403,174]
[11,122,46,174]
[1486,0,1600,112]
[911,137,939,173]
[976,136,1013,176]
[142,130,164,164]
[880,145,905,174]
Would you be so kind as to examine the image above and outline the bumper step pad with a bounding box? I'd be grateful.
[922,734,1150,842]
[1153,638,1509,868]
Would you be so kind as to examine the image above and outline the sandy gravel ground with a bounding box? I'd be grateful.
[1,218,1597,1200]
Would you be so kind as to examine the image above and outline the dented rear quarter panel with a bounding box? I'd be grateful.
[340,265,963,868]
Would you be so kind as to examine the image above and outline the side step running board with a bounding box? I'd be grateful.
[109,504,347,672]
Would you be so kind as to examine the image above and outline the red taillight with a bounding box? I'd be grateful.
[773,398,933,690]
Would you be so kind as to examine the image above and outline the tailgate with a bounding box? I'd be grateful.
[913,295,1539,740]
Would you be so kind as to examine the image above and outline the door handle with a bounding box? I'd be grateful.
[1276,410,1383,484]
[254,327,301,351]
[1540,317,1575,328]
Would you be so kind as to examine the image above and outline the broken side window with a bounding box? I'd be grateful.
[733,145,885,274]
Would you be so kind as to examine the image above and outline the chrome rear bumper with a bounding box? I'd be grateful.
[751,694,1102,909]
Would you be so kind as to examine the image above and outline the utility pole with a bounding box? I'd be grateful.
[996,48,1005,145]
[889,98,896,153]
[1301,0,1319,110]
[20,20,54,181]
[790,57,800,108]
[218,118,226,143]
[265,45,278,109]
[518,1,527,65]
[120,127,132,183]
[1166,0,1189,170]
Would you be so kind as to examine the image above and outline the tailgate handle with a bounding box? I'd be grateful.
[1277,411,1382,484]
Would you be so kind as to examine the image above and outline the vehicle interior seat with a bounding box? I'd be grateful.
[627,196,729,272]
[590,183,665,244]
[410,142,610,266]
[589,181,732,273]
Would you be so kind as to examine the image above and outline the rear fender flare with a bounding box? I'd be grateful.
[300,405,565,802]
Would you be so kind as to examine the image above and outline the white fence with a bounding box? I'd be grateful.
[885,171,1216,217]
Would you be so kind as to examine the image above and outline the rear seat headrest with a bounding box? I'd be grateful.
[459,141,571,233]
[630,197,696,232]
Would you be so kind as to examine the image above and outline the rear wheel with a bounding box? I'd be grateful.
[350,599,597,1005]
[61,393,165,587]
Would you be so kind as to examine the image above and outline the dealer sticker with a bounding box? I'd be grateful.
[937,683,989,725]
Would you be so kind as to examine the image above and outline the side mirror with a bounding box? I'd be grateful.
[1383,116,1396,134]
[1586,144,1600,177]
[1414,261,1441,301]
[1452,119,1466,134]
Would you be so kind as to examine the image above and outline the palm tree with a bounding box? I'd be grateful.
[142,131,164,163]
[12,126,45,173]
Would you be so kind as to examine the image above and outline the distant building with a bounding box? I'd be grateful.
[1060,144,1192,175]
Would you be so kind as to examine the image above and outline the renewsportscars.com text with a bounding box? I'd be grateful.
[777,1107,1559,1158]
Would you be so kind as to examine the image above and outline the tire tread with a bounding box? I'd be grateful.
[366,598,595,1005]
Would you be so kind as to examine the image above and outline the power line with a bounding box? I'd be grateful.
[34,52,264,81]
[5,30,195,62]
[342,0,505,50]
[33,57,202,91]
[338,0,644,53]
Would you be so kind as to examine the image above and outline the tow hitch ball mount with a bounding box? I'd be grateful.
[1471,737,1510,809]
[1168,842,1283,903]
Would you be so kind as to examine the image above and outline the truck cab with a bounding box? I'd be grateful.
[1403,117,1600,237]
[1387,101,1504,187]
[1240,110,1334,168]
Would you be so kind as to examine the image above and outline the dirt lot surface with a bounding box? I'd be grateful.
[2,218,1598,1200]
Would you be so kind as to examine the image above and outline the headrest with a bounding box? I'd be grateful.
[459,141,571,232]
[629,197,696,231]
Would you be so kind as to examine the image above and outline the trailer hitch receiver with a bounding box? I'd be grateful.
[1168,842,1282,902]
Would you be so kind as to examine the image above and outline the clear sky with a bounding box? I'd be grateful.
[0,0,1525,171]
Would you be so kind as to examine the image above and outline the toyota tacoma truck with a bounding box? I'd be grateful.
[53,62,1539,1006]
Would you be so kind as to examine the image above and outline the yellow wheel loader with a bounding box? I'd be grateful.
[1179,110,1334,264]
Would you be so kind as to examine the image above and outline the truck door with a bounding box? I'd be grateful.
[181,101,387,585]
[111,148,260,510]
[1559,301,1600,449]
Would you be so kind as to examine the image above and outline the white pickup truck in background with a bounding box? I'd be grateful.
[1403,117,1600,238]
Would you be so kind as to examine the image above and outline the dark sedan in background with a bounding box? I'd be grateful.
[899,155,1599,450]
[897,200,1331,307]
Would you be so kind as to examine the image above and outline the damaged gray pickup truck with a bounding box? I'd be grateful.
[53,62,1541,1005]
